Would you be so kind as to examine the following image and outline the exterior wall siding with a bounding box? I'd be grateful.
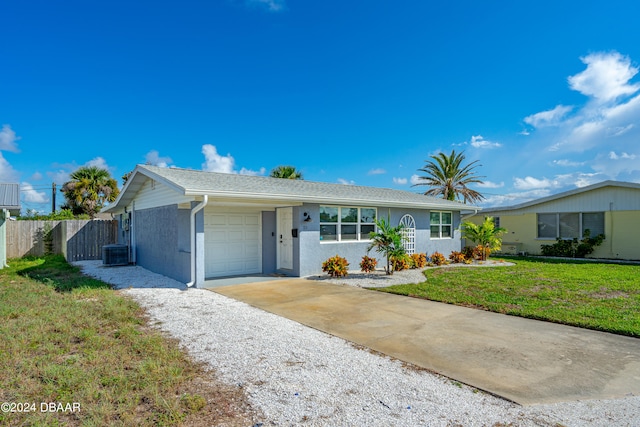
[132,178,194,211]
[296,204,463,277]
[134,205,191,283]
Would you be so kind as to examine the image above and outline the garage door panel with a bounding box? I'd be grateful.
[204,210,262,278]
[245,216,259,225]
[228,215,244,226]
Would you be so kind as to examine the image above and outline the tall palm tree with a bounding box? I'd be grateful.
[269,165,303,179]
[413,150,485,203]
[61,166,119,218]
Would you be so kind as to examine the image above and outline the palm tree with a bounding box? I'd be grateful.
[61,166,119,218]
[461,216,507,260]
[413,150,485,203]
[269,165,303,179]
[367,217,406,275]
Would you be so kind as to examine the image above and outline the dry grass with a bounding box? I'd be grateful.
[0,255,260,426]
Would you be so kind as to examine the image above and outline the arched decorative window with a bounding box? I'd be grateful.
[399,214,416,254]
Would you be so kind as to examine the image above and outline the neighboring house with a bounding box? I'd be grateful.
[0,183,21,269]
[467,181,640,260]
[104,165,477,287]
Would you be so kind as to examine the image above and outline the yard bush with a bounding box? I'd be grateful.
[411,253,427,268]
[473,245,489,260]
[448,251,467,264]
[359,255,378,273]
[540,230,605,258]
[391,253,412,271]
[322,255,349,277]
[430,251,447,266]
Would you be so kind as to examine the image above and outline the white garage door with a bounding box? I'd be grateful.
[204,209,261,278]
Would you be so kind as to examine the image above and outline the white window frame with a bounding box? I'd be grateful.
[319,206,377,243]
[536,212,605,239]
[430,211,453,239]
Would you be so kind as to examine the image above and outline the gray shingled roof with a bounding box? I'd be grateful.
[0,183,20,215]
[109,164,477,211]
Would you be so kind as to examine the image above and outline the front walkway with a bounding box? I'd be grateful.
[213,279,640,406]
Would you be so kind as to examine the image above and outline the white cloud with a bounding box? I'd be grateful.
[481,189,552,208]
[524,105,573,128]
[337,178,355,185]
[572,173,603,188]
[85,157,112,171]
[239,167,266,176]
[201,144,265,175]
[202,144,235,173]
[476,181,504,189]
[0,124,20,152]
[31,172,43,181]
[393,177,407,185]
[606,124,635,137]
[470,135,501,149]
[568,52,640,102]
[368,168,386,175]
[609,151,636,160]
[513,176,555,190]
[0,153,19,181]
[409,174,422,186]
[21,182,48,204]
[47,169,71,185]
[145,150,173,167]
[551,159,586,167]
[247,0,286,12]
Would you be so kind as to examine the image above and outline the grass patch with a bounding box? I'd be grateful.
[377,257,640,337]
[0,255,258,426]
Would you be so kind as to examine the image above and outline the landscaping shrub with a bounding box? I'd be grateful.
[448,251,467,264]
[540,230,605,258]
[472,245,489,260]
[359,255,378,273]
[391,253,412,271]
[461,246,475,260]
[322,255,349,277]
[410,253,427,268]
[430,251,447,266]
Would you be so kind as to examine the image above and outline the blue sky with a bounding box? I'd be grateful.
[2,0,640,213]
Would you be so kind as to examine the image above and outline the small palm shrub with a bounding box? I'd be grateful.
[410,253,427,268]
[430,251,447,266]
[322,255,349,277]
[449,251,467,264]
[360,255,378,273]
[391,253,412,271]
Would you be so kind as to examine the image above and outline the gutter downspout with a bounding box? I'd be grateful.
[1,209,7,268]
[460,208,480,221]
[186,195,208,288]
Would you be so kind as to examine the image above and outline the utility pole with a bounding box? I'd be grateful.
[52,182,56,213]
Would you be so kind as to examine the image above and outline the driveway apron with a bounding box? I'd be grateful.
[212,279,640,405]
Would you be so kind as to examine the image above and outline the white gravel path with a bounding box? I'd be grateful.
[76,261,640,426]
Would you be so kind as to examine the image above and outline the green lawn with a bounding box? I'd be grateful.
[0,255,256,426]
[377,257,640,337]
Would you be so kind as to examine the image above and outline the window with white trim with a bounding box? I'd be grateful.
[537,212,604,239]
[320,206,376,242]
[430,211,452,239]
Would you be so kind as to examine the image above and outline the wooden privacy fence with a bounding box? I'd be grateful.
[6,220,118,262]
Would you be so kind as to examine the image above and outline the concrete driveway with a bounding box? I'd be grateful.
[213,279,640,406]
